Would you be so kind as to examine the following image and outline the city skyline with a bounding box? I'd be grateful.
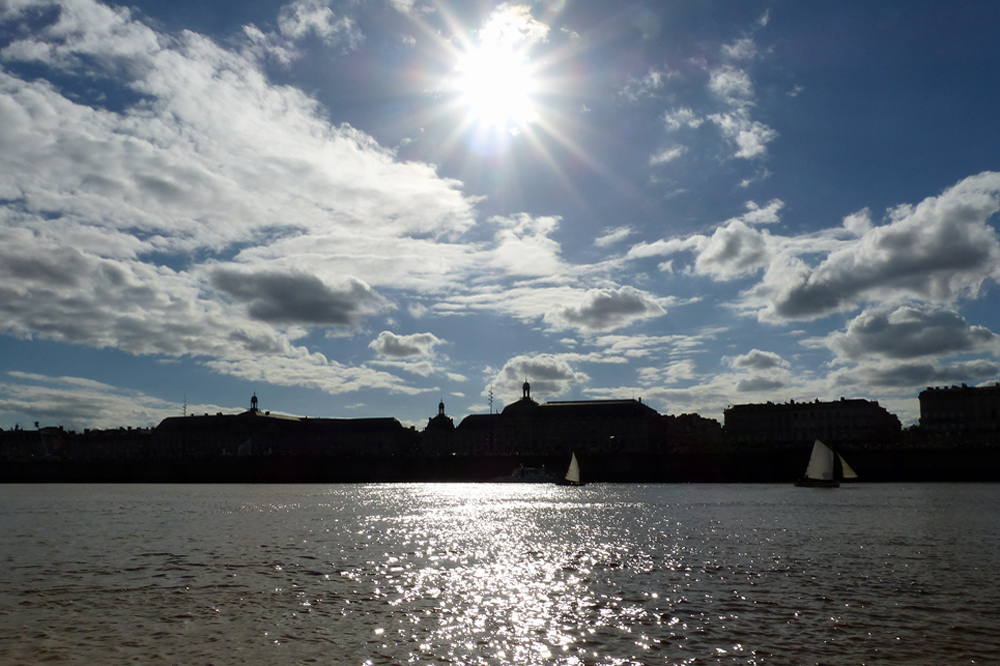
[2,0,1000,432]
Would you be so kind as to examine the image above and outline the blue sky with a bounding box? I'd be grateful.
[2,0,1000,431]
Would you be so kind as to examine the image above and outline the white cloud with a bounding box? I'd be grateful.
[369,331,445,358]
[726,349,789,370]
[478,3,550,49]
[750,171,1000,321]
[489,213,565,277]
[664,107,704,131]
[649,145,685,165]
[707,110,778,159]
[594,226,635,248]
[493,353,589,404]
[277,0,363,49]
[709,64,754,106]
[620,68,668,101]
[721,37,759,61]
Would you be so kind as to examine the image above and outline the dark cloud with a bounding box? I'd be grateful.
[557,286,664,331]
[736,376,785,392]
[211,269,384,326]
[851,359,1000,389]
[728,349,786,370]
[760,172,1000,321]
[496,353,589,401]
[827,305,1000,361]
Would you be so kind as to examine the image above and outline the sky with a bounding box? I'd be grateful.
[2,0,1000,432]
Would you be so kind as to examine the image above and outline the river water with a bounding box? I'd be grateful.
[1,483,997,665]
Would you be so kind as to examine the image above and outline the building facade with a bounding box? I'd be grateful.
[724,398,901,447]
[919,383,1000,442]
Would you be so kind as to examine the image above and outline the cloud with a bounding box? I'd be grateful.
[627,199,783,278]
[277,0,363,49]
[709,64,754,106]
[664,107,704,131]
[735,376,785,392]
[821,304,1000,362]
[369,331,445,358]
[551,286,666,332]
[693,220,771,279]
[493,353,589,403]
[707,110,778,159]
[489,214,565,277]
[727,349,788,370]
[649,145,685,165]
[594,226,634,248]
[478,3,550,49]
[721,37,759,61]
[0,372,218,431]
[751,172,1000,321]
[211,269,386,326]
[0,0,491,399]
[620,68,668,101]
[830,359,1000,392]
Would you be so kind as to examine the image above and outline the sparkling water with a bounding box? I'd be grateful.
[1,483,998,664]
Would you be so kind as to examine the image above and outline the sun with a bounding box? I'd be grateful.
[454,44,539,132]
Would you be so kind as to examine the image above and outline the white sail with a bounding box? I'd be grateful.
[839,454,858,480]
[564,453,581,484]
[804,439,835,481]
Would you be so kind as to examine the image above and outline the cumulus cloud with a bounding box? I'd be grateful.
[727,349,788,370]
[489,214,565,277]
[0,0,495,397]
[211,269,386,326]
[751,172,1000,321]
[707,110,777,160]
[628,201,783,280]
[551,286,666,332]
[369,331,444,358]
[493,353,589,403]
[821,304,1000,362]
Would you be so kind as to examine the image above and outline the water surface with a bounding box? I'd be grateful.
[1,483,997,664]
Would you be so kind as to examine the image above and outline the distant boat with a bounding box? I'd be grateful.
[795,439,857,487]
[556,452,585,486]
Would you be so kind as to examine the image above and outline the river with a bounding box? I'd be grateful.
[1,483,997,665]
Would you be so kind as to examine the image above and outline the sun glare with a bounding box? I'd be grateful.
[455,44,539,132]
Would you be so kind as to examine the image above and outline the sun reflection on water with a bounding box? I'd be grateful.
[339,483,685,664]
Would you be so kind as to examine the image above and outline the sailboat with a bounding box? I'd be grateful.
[556,452,585,486]
[795,439,857,487]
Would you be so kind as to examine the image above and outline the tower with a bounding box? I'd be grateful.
[250,392,259,413]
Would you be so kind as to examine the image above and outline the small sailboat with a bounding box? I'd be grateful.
[556,452,585,486]
[795,439,856,487]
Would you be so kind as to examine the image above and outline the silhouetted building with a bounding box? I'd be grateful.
[153,394,417,458]
[919,383,1000,442]
[449,382,665,456]
[662,413,723,452]
[724,398,900,447]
